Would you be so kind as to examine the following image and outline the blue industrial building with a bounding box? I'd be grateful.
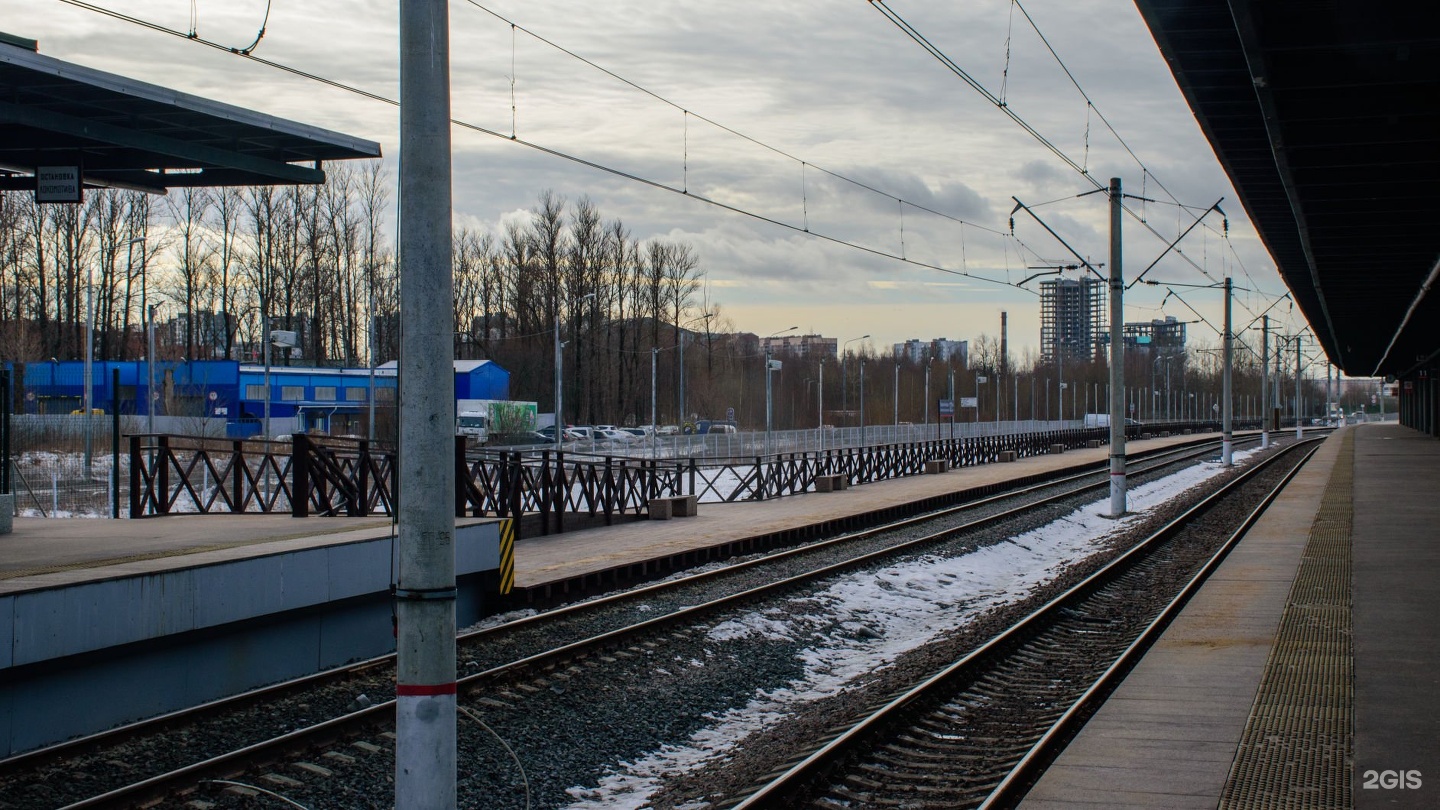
[6,359,509,438]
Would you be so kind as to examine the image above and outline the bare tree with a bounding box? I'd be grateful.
[164,187,214,360]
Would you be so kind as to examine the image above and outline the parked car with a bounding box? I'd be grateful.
[595,428,638,444]
[656,424,680,436]
[621,427,650,440]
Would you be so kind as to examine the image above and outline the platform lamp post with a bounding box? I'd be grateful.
[841,335,869,435]
[764,326,797,453]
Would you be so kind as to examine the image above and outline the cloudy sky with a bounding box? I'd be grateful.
[10,0,1307,356]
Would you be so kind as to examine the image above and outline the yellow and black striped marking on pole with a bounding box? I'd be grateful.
[498,518,516,595]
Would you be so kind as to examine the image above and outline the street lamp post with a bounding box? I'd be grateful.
[765,326,798,452]
[974,371,985,425]
[555,292,597,449]
[859,360,866,446]
[818,359,825,448]
[923,359,931,429]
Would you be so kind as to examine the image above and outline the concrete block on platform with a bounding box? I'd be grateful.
[925,459,949,474]
[647,495,697,519]
[1050,444,1066,454]
[999,450,1017,462]
[1086,439,1102,449]
[815,474,847,492]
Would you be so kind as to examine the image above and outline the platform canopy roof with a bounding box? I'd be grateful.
[1133,1,1440,378]
[0,33,380,194]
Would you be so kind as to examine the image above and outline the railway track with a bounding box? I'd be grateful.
[0,433,1296,809]
[726,436,1320,810]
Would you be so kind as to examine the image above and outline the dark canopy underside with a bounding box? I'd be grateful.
[1133,0,1440,377]
[0,36,380,194]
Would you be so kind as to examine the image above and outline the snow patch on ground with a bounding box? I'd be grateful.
[561,449,1255,808]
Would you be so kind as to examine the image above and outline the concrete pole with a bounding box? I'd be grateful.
[396,0,456,806]
[678,332,685,425]
[923,363,930,427]
[1222,276,1233,466]
[1295,335,1303,440]
[651,348,658,438]
[84,271,93,469]
[1058,350,1065,423]
[818,360,824,449]
[262,309,270,441]
[764,345,773,452]
[1261,316,1269,449]
[368,288,377,441]
[1107,177,1127,516]
[554,317,562,449]
[893,362,899,426]
[859,360,866,445]
[948,369,955,439]
[148,305,158,436]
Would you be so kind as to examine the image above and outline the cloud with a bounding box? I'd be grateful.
[7,0,1297,351]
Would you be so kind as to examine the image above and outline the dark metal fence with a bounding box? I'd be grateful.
[128,420,1245,534]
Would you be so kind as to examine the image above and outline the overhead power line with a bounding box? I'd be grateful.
[866,0,1249,291]
[60,0,1040,294]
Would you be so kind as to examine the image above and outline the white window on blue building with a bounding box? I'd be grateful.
[314,386,337,401]
[282,386,304,401]
[346,388,367,402]
[246,384,266,400]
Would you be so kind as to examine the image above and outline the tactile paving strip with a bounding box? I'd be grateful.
[1220,432,1354,809]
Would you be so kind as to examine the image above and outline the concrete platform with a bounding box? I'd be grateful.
[510,431,1237,593]
[1021,423,1440,810]
[0,431,1245,604]
[0,429,1244,757]
[0,515,508,757]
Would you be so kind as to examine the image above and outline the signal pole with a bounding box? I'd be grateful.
[397,0,456,807]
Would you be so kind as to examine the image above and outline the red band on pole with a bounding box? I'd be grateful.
[396,682,458,697]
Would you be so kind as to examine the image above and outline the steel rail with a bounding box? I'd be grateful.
[26,436,1282,809]
[2,434,1245,779]
[977,441,1319,808]
[732,436,1323,809]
